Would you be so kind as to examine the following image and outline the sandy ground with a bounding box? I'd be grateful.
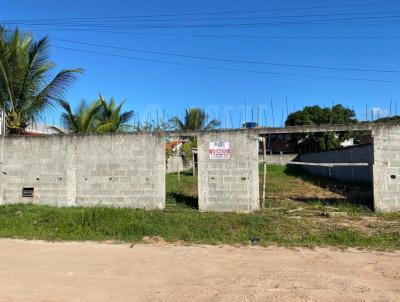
[0,239,399,302]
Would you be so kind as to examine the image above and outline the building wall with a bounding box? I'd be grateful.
[166,155,192,173]
[166,155,184,173]
[0,133,165,209]
[259,154,299,165]
[372,126,400,212]
[197,131,259,212]
[297,144,373,183]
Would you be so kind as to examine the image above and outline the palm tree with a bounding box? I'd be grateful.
[96,94,133,132]
[58,99,101,133]
[57,96,133,133]
[0,27,82,134]
[170,107,220,131]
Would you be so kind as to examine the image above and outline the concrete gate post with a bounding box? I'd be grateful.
[197,131,259,212]
[372,125,400,212]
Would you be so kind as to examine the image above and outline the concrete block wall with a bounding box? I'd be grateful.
[197,131,259,212]
[0,133,165,209]
[259,153,299,165]
[0,136,72,206]
[372,126,400,212]
[298,144,373,182]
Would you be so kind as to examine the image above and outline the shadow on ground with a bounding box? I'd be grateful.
[283,165,373,209]
[167,192,198,209]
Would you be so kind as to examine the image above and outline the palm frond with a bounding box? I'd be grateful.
[34,68,83,112]
[96,95,133,132]
[0,26,83,133]
[170,116,185,130]
[171,107,220,131]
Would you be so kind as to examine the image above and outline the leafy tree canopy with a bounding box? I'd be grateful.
[285,105,357,126]
[373,115,400,124]
[285,105,358,152]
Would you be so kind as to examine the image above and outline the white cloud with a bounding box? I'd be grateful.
[369,107,389,119]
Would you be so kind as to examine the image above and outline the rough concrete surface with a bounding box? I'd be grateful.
[298,144,373,183]
[0,239,398,302]
[197,132,259,212]
[373,126,400,212]
[0,134,165,209]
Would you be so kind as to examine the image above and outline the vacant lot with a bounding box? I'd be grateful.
[0,239,399,302]
[0,165,398,249]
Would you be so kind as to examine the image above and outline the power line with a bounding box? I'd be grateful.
[9,29,397,73]
[2,10,400,24]
[52,45,399,83]
[2,1,399,21]
[5,18,399,37]
[14,28,399,40]
[3,15,400,30]
[49,36,400,74]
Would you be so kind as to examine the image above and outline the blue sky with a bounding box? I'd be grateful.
[1,0,399,127]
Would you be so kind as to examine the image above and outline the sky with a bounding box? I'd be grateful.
[1,0,399,128]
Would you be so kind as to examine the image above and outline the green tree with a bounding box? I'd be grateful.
[58,99,101,133]
[170,108,219,164]
[374,115,400,124]
[0,27,82,134]
[170,107,220,131]
[57,96,133,133]
[180,139,197,165]
[96,94,133,132]
[285,105,357,152]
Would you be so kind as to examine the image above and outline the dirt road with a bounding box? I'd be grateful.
[0,239,398,301]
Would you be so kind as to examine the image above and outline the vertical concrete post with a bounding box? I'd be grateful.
[65,136,77,206]
[372,125,400,212]
[0,136,4,204]
[153,133,166,210]
[197,131,259,212]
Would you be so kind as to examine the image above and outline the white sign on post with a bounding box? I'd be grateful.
[209,142,230,159]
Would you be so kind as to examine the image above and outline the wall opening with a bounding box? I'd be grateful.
[165,136,199,210]
[259,130,374,210]
[22,187,34,198]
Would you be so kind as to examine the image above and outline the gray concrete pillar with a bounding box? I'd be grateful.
[197,131,259,212]
[372,125,400,212]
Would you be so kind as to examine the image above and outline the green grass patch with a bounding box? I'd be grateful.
[0,204,398,249]
[0,166,398,250]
